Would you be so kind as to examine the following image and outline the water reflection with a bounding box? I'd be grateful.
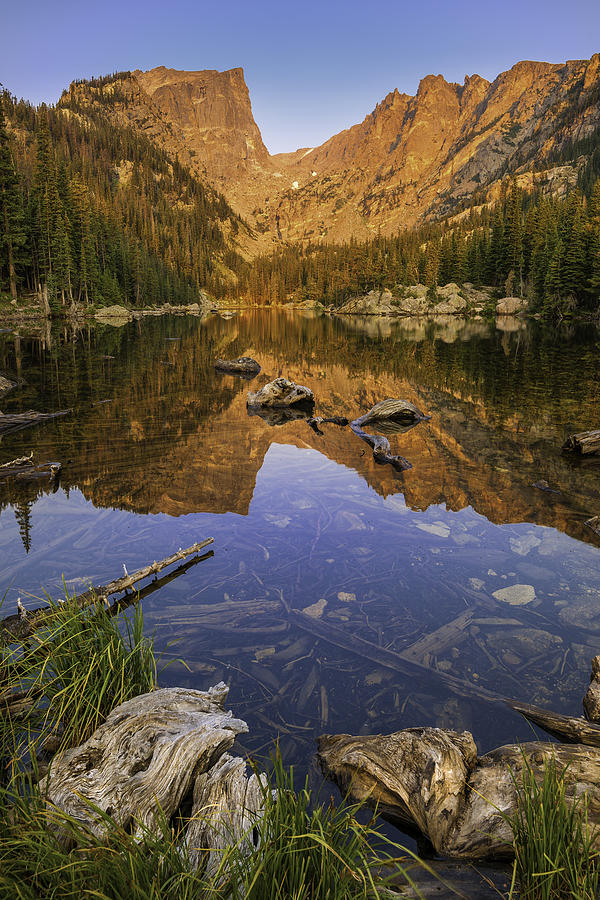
[0,310,599,773]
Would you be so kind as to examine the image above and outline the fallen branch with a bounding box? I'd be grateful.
[0,539,214,642]
[0,408,72,437]
[286,607,504,704]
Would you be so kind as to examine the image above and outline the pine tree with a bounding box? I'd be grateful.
[0,101,26,299]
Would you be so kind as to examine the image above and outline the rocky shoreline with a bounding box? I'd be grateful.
[331,282,528,318]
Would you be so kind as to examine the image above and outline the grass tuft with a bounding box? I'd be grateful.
[508,753,600,900]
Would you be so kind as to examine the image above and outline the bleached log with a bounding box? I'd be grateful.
[317,729,600,860]
[350,398,430,470]
[0,539,214,642]
[186,753,269,874]
[506,699,600,747]
[45,684,248,840]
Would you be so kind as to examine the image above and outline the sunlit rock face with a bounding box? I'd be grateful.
[61,55,600,245]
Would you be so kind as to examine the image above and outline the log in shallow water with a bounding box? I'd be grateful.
[0,539,214,642]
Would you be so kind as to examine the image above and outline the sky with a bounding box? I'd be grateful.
[2,0,600,154]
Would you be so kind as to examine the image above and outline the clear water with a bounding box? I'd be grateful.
[1,309,600,774]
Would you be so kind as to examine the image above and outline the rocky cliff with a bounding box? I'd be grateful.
[60,54,600,246]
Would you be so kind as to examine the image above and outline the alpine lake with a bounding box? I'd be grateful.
[1,308,600,812]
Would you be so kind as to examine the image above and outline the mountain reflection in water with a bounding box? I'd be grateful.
[0,310,599,774]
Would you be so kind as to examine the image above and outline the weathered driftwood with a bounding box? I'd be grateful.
[45,684,252,840]
[0,454,61,483]
[350,399,430,471]
[306,415,349,435]
[317,729,600,860]
[247,377,314,409]
[584,655,600,722]
[506,699,600,747]
[353,398,431,427]
[214,357,261,378]
[562,429,600,455]
[0,539,214,642]
[0,408,72,437]
[186,752,268,874]
[586,516,600,537]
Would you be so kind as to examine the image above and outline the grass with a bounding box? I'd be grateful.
[508,753,600,900]
[219,750,425,899]
[1,595,156,775]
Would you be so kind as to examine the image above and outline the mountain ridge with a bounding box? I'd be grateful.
[57,52,600,246]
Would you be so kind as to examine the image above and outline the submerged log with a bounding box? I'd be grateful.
[214,357,261,378]
[317,729,600,860]
[44,684,261,845]
[306,415,349,435]
[0,454,61,483]
[247,377,314,409]
[0,408,72,437]
[584,655,600,722]
[562,429,600,455]
[0,539,214,642]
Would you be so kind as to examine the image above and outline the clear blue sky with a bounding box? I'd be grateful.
[2,0,599,154]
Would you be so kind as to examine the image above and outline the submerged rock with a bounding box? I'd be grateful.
[247,377,314,409]
[214,356,261,377]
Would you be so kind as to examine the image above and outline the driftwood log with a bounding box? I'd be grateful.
[350,399,430,471]
[45,683,267,860]
[214,357,261,378]
[318,656,600,860]
[247,377,314,409]
[306,416,349,435]
[0,539,214,642]
[0,408,72,437]
[186,752,268,874]
[0,452,61,483]
[562,429,600,455]
[586,516,600,537]
[318,730,600,860]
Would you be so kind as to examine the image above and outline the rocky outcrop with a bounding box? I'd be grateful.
[336,284,491,317]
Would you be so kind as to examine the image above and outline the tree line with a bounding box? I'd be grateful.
[1,80,600,318]
[0,89,247,311]
[240,176,600,317]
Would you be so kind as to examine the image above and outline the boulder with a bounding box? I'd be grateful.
[214,357,261,377]
[395,296,430,315]
[496,296,528,315]
[94,305,133,325]
[247,377,314,409]
[0,375,16,397]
